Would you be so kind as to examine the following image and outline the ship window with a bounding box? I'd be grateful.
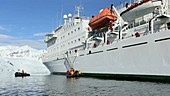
[78,27,80,30]
[75,40,76,43]
[78,38,80,41]
[75,29,76,32]
[167,23,170,29]
[68,33,70,36]
[71,41,73,43]
[71,31,73,34]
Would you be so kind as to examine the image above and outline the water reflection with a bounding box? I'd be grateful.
[1,72,170,96]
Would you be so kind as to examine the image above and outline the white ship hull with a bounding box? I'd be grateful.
[43,1,170,81]
[44,30,170,78]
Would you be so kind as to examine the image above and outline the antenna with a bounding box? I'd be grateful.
[59,1,63,26]
[75,5,83,17]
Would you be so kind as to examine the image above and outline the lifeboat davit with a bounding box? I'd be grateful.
[89,8,117,30]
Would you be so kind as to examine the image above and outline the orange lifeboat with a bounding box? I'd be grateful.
[89,8,117,30]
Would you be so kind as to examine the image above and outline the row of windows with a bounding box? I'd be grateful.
[64,22,80,30]
[53,36,85,50]
[64,23,75,31]
[68,38,81,45]
[60,27,81,40]
[59,37,83,48]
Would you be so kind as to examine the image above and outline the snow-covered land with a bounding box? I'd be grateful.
[0,45,49,74]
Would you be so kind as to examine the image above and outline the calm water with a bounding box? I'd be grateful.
[0,72,170,96]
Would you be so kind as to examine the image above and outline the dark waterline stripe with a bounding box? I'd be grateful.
[52,72,170,83]
[122,42,147,48]
[106,48,118,51]
[87,50,103,55]
[155,37,170,42]
[79,54,85,56]
[56,58,65,61]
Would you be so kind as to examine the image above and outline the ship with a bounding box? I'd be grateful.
[43,0,170,82]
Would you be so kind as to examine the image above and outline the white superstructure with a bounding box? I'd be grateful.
[43,0,170,81]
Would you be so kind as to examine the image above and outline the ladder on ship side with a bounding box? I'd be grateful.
[64,51,74,71]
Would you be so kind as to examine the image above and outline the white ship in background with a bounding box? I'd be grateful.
[43,0,170,81]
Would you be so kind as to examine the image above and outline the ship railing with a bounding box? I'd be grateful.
[81,16,90,20]
[157,24,169,32]
[112,22,169,41]
[73,15,90,21]
[116,0,163,12]
[86,28,170,50]
[116,0,139,11]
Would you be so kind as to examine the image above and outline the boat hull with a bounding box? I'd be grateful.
[121,0,162,21]
[43,30,170,81]
[15,72,30,77]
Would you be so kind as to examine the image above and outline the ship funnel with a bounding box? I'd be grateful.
[68,13,72,22]
[63,15,68,24]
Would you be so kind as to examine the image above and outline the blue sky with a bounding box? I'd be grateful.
[0,0,124,49]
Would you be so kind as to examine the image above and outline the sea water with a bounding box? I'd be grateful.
[0,72,170,96]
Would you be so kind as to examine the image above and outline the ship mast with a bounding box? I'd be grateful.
[75,6,83,17]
